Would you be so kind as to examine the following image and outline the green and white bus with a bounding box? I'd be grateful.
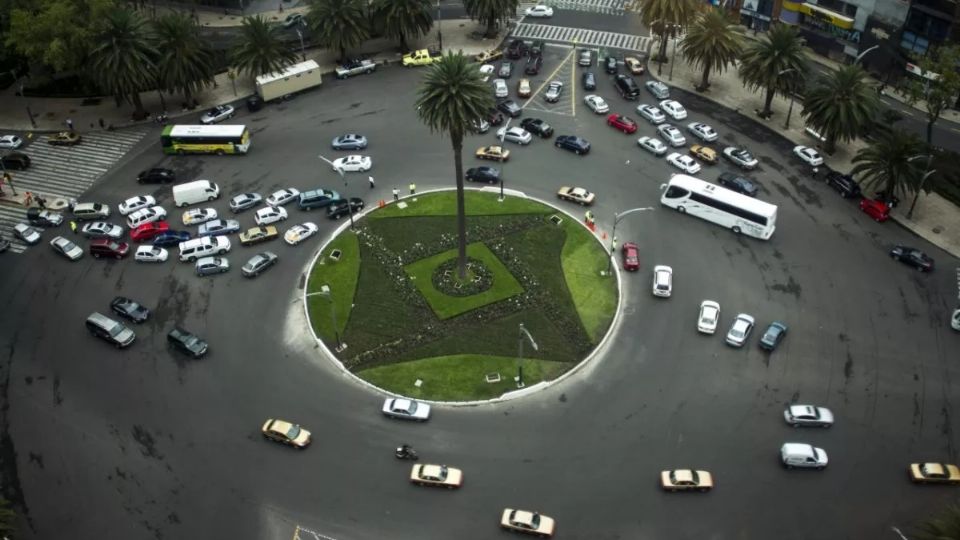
[161,124,251,155]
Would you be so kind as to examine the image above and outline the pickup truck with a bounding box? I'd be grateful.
[335,59,377,79]
[402,49,443,67]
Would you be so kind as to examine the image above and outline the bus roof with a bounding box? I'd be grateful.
[668,174,777,217]
[168,124,248,137]
[255,60,321,86]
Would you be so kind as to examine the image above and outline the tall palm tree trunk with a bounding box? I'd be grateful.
[699,58,713,90]
[658,33,669,61]
[131,92,147,118]
[762,87,775,116]
[452,131,468,279]
[399,32,408,52]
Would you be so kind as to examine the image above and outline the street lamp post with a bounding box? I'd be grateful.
[779,68,797,130]
[907,153,936,220]
[854,45,879,65]
[318,154,355,228]
[516,323,538,388]
[606,207,655,274]
[314,285,343,351]
[296,28,306,61]
[436,0,443,51]
[669,32,680,81]
[498,118,511,202]
[19,79,37,129]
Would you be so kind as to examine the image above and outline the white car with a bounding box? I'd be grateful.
[636,104,666,124]
[493,78,508,98]
[200,104,234,125]
[118,195,157,216]
[382,398,432,421]
[0,135,23,149]
[659,99,687,120]
[651,265,673,297]
[479,64,495,82]
[584,95,609,114]
[637,136,667,156]
[784,404,835,427]
[126,206,167,228]
[81,221,124,240]
[331,155,372,172]
[135,245,169,263]
[657,124,686,147]
[697,300,720,334]
[687,122,718,142]
[496,126,532,145]
[793,145,824,166]
[266,188,301,207]
[182,207,218,226]
[723,146,759,169]
[725,313,755,347]
[50,236,83,261]
[524,4,554,17]
[13,223,41,244]
[284,222,319,245]
[781,443,828,469]
[666,152,701,174]
[255,206,288,226]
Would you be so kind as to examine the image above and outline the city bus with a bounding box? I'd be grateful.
[160,124,251,155]
[660,174,778,240]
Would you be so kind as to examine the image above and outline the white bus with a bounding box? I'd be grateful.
[660,174,778,240]
[161,124,250,155]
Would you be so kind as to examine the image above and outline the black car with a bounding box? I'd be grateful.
[168,327,209,358]
[327,197,365,220]
[613,74,640,100]
[465,166,500,184]
[717,172,759,197]
[890,245,934,272]
[875,190,900,208]
[582,71,596,90]
[555,135,591,155]
[529,40,545,57]
[26,208,64,227]
[485,108,505,126]
[604,56,618,74]
[524,55,543,75]
[137,167,175,184]
[506,39,528,59]
[824,170,861,198]
[497,100,522,118]
[0,152,30,170]
[110,296,150,324]
[520,118,553,138]
[498,61,513,79]
[153,230,191,247]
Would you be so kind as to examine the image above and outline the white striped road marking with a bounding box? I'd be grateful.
[511,23,652,53]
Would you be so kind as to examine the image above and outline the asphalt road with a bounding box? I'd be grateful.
[0,44,958,540]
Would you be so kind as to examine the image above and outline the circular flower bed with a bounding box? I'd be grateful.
[431,257,494,297]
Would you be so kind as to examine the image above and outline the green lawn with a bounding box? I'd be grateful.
[306,231,360,344]
[372,190,554,218]
[561,221,618,343]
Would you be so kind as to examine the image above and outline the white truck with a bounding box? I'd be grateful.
[255,60,322,102]
[173,180,220,208]
[335,59,376,79]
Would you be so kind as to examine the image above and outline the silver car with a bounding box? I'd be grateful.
[382,398,431,421]
[493,78,509,98]
[544,81,563,103]
[200,104,234,125]
[229,192,262,213]
[657,124,686,147]
[637,136,667,156]
[636,104,665,124]
[241,251,278,278]
[496,126,532,145]
[725,313,755,347]
[687,122,718,142]
[195,256,230,276]
[81,221,124,240]
[783,405,834,427]
[198,219,240,237]
[13,223,42,245]
[50,236,83,260]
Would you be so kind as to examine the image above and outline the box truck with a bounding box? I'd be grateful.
[255,60,322,102]
[173,180,220,208]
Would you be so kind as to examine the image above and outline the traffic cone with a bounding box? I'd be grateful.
[378,199,385,208]
[601,232,607,239]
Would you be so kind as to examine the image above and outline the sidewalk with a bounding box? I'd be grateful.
[652,47,960,260]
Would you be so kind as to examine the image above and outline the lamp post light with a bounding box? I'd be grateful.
[516,323,538,388]
[498,117,511,202]
[906,153,936,220]
[779,68,797,130]
[655,22,682,78]
[854,44,879,65]
[318,154,355,228]
[606,207,655,274]
[668,29,681,82]
[313,285,344,351]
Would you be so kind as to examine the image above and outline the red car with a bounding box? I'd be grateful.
[130,220,170,242]
[859,198,890,222]
[621,242,640,271]
[89,238,130,259]
[607,114,638,134]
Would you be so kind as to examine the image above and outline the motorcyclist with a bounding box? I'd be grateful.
[397,444,413,457]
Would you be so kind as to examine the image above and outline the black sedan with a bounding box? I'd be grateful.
[582,71,596,90]
[137,167,175,184]
[486,108,505,126]
[152,230,191,247]
[327,198,365,220]
[890,245,934,272]
[110,296,150,324]
[520,118,553,138]
[168,327,208,358]
[605,56,618,74]
[496,100,522,118]
[554,135,590,155]
[465,166,500,184]
[717,172,759,197]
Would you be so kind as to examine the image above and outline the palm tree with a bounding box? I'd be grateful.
[372,0,433,53]
[415,53,494,278]
[89,8,158,120]
[849,130,925,200]
[307,0,369,61]
[153,12,216,108]
[637,0,699,68]
[912,500,960,540]
[463,0,518,38]
[737,24,808,118]
[680,7,743,91]
[802,64,881,154]
[231,15,299,78]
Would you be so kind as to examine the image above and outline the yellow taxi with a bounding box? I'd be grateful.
[239,225,278,246]
[690,144,718,164]
[909,462,960,484]
[49,131,82,146]
[261,419,311,448]
[476,145,510,162]
[475,48,504,64]
[409,464,463,488]
[500,508,555,537]
[518,78,532,98]
[660,469,714,492]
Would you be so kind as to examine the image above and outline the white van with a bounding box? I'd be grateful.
[126,206,167,229]
[173,179,220,208]
[780,443,828,469]
[178,236,231,262]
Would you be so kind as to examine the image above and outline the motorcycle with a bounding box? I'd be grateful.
[395,445,418,460]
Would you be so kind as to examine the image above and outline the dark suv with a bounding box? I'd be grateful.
[529,40,545,57]
[614,74,640,100]
[524,55,543,75]
[168,327,209,358]
[1,152,30,170]
[824,170,861,198]
[465,166,500,184]
[717,172,759,197]
[137,167,175,184]
[520,118,554,138]
[506,39,528,59]
[299,188,340,210]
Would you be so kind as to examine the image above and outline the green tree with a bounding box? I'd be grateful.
[679,7,743,91]
[737,24,808,118]
[463,0,518,38]
[903,44,960,146]
[6,0,118,72]
[89,8,157,119]
[849,130,925,200]
[0,497,15,537]
[153,12,215,106]
[637,0,699,70]
[802,64,881,154]
[372,0,433,53]
[912,499,960,540]
[307,0,369,61]
[414,53,494,278]
[231,15,298,78]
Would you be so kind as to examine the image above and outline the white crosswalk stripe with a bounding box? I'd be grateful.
[0,128,150,253]
[511,23,653,53]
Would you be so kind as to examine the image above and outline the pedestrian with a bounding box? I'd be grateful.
[37,197,46,210]
[409,183,416,195]
[812,167,819,178]
[368,176,375,189]
[392,188,399,201]
[69,221,78,234]
[66,118,74,132]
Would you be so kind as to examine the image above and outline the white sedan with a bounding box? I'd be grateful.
[659,99,687,120]
[382,398,431,421]
[687,122,718,142]
[135,245,169,263]
[118,195,156,216]
[637,136,667,156]
[651,265,673,297]
[479,64,495,82]
[493,78,508,98]
[332,155,372,172]
[182,207,218,226]
[0,135,23,149]
[200,104,234,125]
[266,188,301,207]
[583,95,609,114]
[255,206,288,226]
[283,222,319,245]
[725,313,755,347]
[697,300,720,334]
[524,4,554,17]
[496,126,532,145]
[793,145,824,166]
[666,152,701,174]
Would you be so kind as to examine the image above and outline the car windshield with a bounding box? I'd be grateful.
[731,326,744,338]
[285,425,301,439]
